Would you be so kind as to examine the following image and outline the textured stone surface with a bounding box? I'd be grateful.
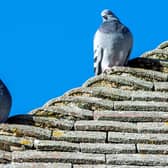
[154,82,168,91]
[83,74,153,90]
[6,163,72,168]
[94,110,168,122]
[74,166,168,168]
[0,150,11,164]
[114,101,168,111]
[12,151,105,164]
[52,130,106,143]
[137,144,168,154]
[75,120,137,133]
[0,135,33,151]
[73,165,106,168]
[42,105,93,120]
[7,115,74,130]
[137,122,168,133]
[131,90,168,101]
[105,66,168,82]
[34,139,80,152]
[80,143,136,154]
[0,124,51,140]
[108,132,168,144]
[128,57,168,73]
[46,96,114,111]
[106,154,168,166]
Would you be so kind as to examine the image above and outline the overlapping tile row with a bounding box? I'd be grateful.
[1,42,168,167]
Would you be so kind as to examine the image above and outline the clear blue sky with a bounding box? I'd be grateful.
[0,1,168,117]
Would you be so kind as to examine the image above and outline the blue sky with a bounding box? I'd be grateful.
[0,1,168,117]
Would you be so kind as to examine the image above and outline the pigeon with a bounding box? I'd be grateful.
[94,9,133,75]
[0,80,12,123]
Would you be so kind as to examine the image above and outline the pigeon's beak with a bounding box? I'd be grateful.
[102,15,108,20]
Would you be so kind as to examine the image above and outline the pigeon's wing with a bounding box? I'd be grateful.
[0,80,12,123]
[122,26,133,65]
[93,30,104,75]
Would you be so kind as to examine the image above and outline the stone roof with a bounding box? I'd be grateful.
[1,41,168,167]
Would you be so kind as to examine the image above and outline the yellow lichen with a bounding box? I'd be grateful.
[53,130,64,137]
[20,139,32,145]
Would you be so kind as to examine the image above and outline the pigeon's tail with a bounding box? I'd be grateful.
[94,48,104,75]
[124,48,132,66]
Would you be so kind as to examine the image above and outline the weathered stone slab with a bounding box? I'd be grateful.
[94,110,168,122]
[74,165,168,168]
[80,143,136,154]
[12,151,105,164]
[108,132,168,144]
[114,101,168,111]
[42,105,93,120]
[137,144,168,154]
[0,124,51,140]
[128,57,168,73]
[0,165,11,168]
[0,150,11,164]
[75,120,137,133]
[34,139,80,152]
[73,165,106,168]
[90,87,131,101]
[83,74,153,90]
[52,130,106,143]
[105,66,168,82]
[154,82,168,91]
[32,117,74,130]
[11,163,72,168]
[138,122,168,133]
[131,91,168,101]
[46,96,114,111]
[106,154,168,166]
[0,135,33,151]
[106,166,168,168]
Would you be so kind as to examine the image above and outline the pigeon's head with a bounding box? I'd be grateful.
[101,9,119,22]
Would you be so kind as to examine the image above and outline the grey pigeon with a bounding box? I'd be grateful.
[0,80,12,123]
[94,9,133,75]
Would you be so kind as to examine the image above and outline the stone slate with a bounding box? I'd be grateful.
[12,151,105,164]
[0,135,33,151]
[108,132,168,144]
[0,150,11,164]
[74,166,168,168]
[2,163,72,168]
[42,105,93,120]
[154,82,168,91]
[94,110,168,122]
[46,96,114,111]
[52,130,106,143]
[75,120,137,133]
[0,124,51,140]
[137,122,168,133]
[114,101,168,111]
[106,154,168,166]
[104,66,168,82]
[80,143,136,154]
[137,143,168,154]
[34,139,80,152]
[83,74,153,90]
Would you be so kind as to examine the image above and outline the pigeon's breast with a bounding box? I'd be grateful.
[99,21,129,34]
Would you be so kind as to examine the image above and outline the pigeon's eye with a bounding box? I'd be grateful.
[103,15,108,20]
